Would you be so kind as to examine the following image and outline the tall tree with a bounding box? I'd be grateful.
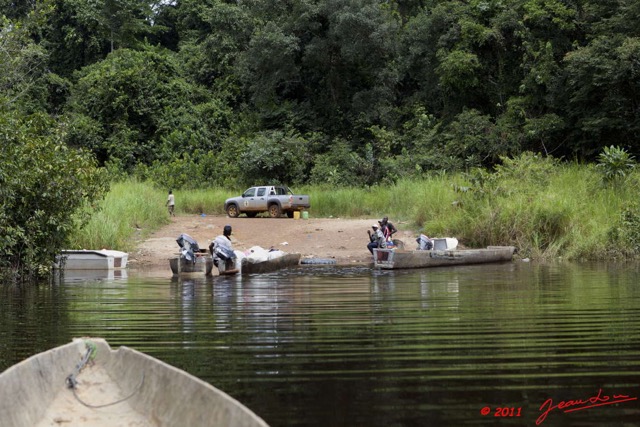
[0,0,37,19]
[173,0,253,95]
[560,35,640,157]
[237,0,401,138]
[0,5,50,111]
[65,46,232,171]
[42,0,157,77]
[0,112,108,280]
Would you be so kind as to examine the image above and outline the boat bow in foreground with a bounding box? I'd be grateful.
[0,338,269,427]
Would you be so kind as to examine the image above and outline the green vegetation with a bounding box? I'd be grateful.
[303,154,640,261]
[173,188,230,216]
[597,145,636,184]
[2,1,640,278]
[0,112,108,280]
[3,0,640,190]
[67,181,170,252]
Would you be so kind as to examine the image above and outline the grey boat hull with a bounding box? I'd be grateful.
[241,253,301,275]
[169,255,214,275]
[374,246,516,269]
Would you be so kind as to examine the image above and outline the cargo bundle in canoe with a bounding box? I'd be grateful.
[0,338,269,427]
[373,246,516,270]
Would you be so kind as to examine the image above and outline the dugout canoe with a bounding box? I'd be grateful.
[169,254,214,275]
[241,253,302,275]
[0,338,269,427]
[373,246,516,270]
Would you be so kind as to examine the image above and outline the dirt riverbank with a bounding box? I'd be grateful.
[128,214,417,269]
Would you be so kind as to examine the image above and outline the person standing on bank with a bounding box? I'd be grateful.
[166,190,175,217]
[367,223,387,254]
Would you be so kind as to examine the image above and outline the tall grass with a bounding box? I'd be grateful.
[179,188,231,215]
[442,162,640,259]
[299,178,460,227]
[68,180,170,251]
[302,186,383,218]
[71,163,640,260]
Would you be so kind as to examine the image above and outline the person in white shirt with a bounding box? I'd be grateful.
[209,225,236,273]
[166,190,175,217]
[367,223,387,254]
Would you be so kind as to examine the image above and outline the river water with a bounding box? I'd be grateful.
[1,261,640,426]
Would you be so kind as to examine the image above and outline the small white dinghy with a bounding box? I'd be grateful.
[0,338,269,427]
[55,250,129,270]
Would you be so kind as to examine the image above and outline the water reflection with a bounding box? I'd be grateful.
[1,262,640,426]
[54,268,128,282]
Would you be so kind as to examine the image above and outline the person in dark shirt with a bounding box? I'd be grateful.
[380,216,397,241]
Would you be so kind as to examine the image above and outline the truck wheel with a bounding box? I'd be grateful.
[226,204,239,218]
[268,204,281,218]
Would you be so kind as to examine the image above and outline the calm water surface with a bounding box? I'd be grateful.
[1,262,640,426]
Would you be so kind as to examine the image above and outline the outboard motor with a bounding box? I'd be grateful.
[416,234,433,250]
[176,233,200,263]
[211,244,236,268]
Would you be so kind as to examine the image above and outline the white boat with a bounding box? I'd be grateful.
[55,250,128,270]
[0,338,270,427]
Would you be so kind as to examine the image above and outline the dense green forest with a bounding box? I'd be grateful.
[2,0,639,278]
[3,0,639,188]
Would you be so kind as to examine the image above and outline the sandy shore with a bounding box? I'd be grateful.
[128,214,417,268]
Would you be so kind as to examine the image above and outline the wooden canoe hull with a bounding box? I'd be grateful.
[169,255,213,275]
[241,253,301,275]
[173,253,301,276]
[373,246,516,270]
[0,338,269,427]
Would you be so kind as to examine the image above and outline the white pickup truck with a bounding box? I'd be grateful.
[224,186,311,218]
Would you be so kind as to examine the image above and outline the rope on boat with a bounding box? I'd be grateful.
[71,372,145,409]
[66,340,145,409]
[65,340,96,390]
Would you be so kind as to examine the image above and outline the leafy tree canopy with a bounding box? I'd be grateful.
[1,0,639,194]
[0,111,109,281]
[65,45,232,171]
